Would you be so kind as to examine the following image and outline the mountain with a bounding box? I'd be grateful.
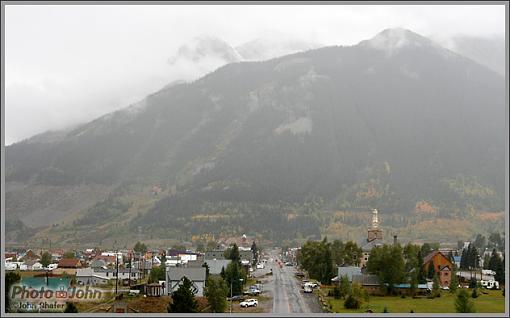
[235,37,321,61]
[5,28,505,248]
[433,34,505,76]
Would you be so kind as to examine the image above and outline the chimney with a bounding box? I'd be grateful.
[393,235,398,246]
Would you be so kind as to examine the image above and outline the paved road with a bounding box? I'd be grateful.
[261,249,320,314]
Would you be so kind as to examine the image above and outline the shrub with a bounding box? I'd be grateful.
[344,295,360,309]
[333,286,341,299]
[471,288,478,299]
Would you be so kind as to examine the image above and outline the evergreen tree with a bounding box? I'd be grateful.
[416,250,427,284]
[420,243,432,257]
[460,248,467,270]
[469,245,479,269]
[339,275,350,299]
[250,241,258,265]
[366,244,405,295]
[220,266,226,280]
[471,287,478,298]
[64,302,78,313]
[483,254,491,269]
[204,277,228,313]
[225,262,243,296]
[168,277,198,313]
[5,272,21,312]
[202,262,210,284]
[488,250,505,285]
[432,273,440,298]
[40,251,52,268]
[455,289,475,313]
[133,241,148,254]
[409,270,418,297]
[225,244,240,264]
[320,242,335,284]
[427,263,435,279]
[449,269,459,293]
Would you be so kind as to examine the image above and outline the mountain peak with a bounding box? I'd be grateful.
[359,28,433,54]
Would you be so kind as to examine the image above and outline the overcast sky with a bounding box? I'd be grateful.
[4,4,506,145]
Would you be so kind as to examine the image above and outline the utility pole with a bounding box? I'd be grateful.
[230,279,233,314]
[115,251,119,295]
[128,253,132,290]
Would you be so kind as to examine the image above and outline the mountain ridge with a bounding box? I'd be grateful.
[5,28,505,247]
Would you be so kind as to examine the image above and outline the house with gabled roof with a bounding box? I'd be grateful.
[422,250,454,287]
[166,267,206,297]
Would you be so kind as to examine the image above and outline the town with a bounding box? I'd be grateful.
[4,209,505,313]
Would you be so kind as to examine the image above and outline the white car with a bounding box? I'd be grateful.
[304,286,313,293]
[305,282,318,289]
[240,299,258,308]
[256,263,265,269]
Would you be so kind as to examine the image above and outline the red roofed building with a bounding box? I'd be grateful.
[92,255,117,266]
[422,250,454,287]
[58,258,82,269]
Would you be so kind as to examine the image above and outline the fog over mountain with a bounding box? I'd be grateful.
[5,28,505,246]
[433,34,505,76]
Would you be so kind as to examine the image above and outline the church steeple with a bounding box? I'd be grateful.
[372,209,379,229]
[367,208,383,242]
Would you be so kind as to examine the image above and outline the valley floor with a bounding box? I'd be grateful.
[321,289,505,313]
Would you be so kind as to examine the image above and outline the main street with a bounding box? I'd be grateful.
[255,249,323,314]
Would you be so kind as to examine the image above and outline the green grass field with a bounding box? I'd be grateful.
[326,289,505,313]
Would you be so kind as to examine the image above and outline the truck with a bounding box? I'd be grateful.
[481,280,499,289]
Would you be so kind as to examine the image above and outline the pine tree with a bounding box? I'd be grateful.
[168,277,198,313]
[432,273,440,297]
[250,241,258,265]
[204,277,228,313]
[416,250,426,284]
[339,275,350,299]
[64,302,78,313]
[449,269,459,293]
[460,248,467,270]
[40,251,52,268]
[427,263,435,279]
[455,289,475,313]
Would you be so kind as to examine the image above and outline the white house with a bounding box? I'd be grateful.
[167,250,200,263]
[76,268,111,285]
[76,267,141,285]
[5,262,17,271]
[31,262,44,271]
[166,267,206,297]
[152,256,162,267]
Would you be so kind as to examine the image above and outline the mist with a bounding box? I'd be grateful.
[4,4,505,145]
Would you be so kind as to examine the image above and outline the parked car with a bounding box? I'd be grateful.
[228,295,245,301]
[248,288,261,295]
[240,299,258,308]
[305,282,319,289]
[301,280,309,288]
[285,262,293,266]
[256,263,265,269]
[304,286,313,293]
